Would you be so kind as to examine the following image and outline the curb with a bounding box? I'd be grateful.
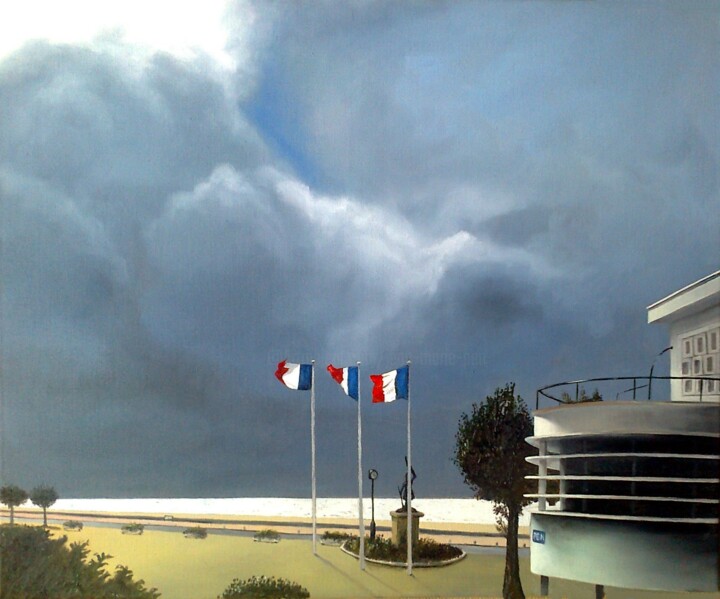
[339,543,467,568]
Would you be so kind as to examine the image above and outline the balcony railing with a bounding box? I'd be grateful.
[535,376,720,410]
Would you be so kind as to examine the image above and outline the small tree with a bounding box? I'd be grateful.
[453,383,534,599]
[30,486,59,527]
[0,485,29,524]
[560,387,602,403]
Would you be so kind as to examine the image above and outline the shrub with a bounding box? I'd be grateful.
[219,575,309,598]
[63,520,84,531]
[320,530,355,545]
[253,529,280,542]
[183,526,208,539]
[321,530,354,541]
[561,387,603,403]
[121,522,144,535]
[344,535,462,563]
[0,524,159,598]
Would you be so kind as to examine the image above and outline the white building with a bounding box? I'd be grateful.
[526,272,720,594]
[647,269,720,401]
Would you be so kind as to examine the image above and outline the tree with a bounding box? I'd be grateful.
[30,485,59,527]
[0,485,29,525]
[453,383,534,599]
[560,387,602,403]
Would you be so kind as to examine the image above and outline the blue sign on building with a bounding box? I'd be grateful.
[532,529,546,544]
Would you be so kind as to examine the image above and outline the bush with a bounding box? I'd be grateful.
[219,575,309,598]
[0,524,159,598]
[344,535,462,563]
[63,520,84,531]
[320,530,354,545]
[321,530,354,541]
[253,529,280,542]
[121,522,144,535]
[183,526,208,539]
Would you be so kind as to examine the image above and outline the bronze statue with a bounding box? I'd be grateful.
[397,456,417,510]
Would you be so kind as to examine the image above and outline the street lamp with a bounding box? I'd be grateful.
[648,346,673,400]
[368,469,378,540]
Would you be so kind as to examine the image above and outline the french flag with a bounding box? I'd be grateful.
[275,360,313,391]
[370,365,409,403]
[327,364,359,400]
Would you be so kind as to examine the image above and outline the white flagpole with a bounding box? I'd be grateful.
[357,362,365,570]
[406,360,412,576]
[311,360,317,556]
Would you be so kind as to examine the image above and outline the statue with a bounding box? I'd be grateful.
[397,456,417,510]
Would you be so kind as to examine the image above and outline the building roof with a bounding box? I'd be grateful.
[647,270,720,324]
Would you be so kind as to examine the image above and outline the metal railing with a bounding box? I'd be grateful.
[535,376,720,410]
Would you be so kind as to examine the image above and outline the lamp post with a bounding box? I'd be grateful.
[648,346,673,400]
[368,469,378,540]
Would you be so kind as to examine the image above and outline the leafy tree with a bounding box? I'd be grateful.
[30,485,59,527]
[0,485,29,524]
[453,383,534,599]
[0,524,160,598]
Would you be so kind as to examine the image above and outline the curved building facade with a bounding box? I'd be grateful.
[526,401,719,592]
[527,272,720,593]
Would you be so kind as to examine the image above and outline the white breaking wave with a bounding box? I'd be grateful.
[30,497,531,525]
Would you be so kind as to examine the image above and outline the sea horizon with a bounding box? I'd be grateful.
[16,497,533,525]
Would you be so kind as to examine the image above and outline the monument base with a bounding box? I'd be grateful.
[390,508,424,547]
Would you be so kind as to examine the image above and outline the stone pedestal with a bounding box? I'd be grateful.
[390,509,424,547]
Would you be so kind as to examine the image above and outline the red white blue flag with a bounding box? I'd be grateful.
[275,360,313,390]
[370,365,409,403]
[327,364,359,400]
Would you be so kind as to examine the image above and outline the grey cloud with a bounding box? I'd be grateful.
[1,2,717,498]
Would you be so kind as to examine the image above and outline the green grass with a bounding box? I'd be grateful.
[51,525,720,599]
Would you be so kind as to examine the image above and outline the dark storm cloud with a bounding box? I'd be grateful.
[1,1,718,498]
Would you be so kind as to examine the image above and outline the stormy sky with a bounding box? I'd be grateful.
[1,1,718,499]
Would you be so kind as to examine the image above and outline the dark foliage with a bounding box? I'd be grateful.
[218,575,309,598]
[343,535,462,563]
[183,526,208,539]
[0,524,160,598]
[30,485,59,527]
[453,383,534,508]
[0,485,28,525]
[121,522,145,534]
[253,529,280,541]
[560,387,603,403]
[453,383,534,599]
[320,530,354,541]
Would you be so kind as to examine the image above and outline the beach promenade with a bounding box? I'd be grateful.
[9,506,524,549]
[5,508,720,599]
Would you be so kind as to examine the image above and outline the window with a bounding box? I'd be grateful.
[708,329,719,352]
[705,355,715,374]
[683,338,693,357]
[693,358,702,375]
[696,379,707,395]
[680,330,719,397]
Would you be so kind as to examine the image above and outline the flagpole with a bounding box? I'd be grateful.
[311,360,317,556]
[406,360,412,576]
[357,361,366,570]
